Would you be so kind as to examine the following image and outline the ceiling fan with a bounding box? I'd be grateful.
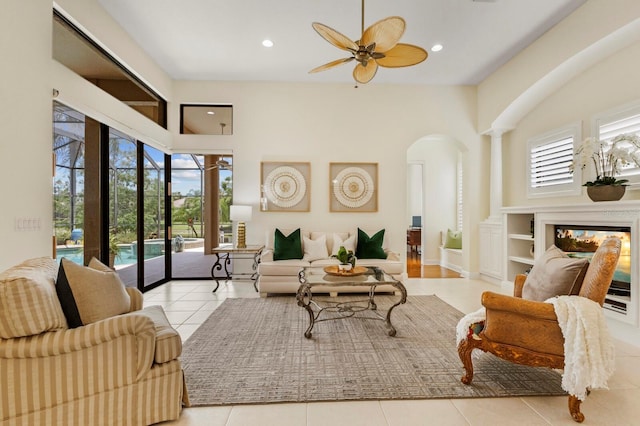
[309,0,428,84]
[205,159,232,171]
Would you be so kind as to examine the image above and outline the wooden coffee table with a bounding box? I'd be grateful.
[296,266,407,338]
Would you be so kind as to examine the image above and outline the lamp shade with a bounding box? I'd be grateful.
[230,205,252,222]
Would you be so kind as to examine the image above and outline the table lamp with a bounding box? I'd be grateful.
[230,205,252,248]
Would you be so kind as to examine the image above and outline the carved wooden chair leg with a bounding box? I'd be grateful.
[457,338,482,385]
[568,395,585,423]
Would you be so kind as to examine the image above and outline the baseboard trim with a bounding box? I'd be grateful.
[480,274,501,286]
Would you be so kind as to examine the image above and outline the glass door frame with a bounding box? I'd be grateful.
[99,124,171,292]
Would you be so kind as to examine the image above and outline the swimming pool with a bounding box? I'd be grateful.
[56,245,160,266]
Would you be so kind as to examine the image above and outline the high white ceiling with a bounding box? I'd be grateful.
[97,0,586,85]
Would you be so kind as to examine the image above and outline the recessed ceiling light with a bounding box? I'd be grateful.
[262,39,274,47]
[207,111,215,115]
[431,44,443,52]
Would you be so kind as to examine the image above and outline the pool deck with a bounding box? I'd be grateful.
[55,244,214,288]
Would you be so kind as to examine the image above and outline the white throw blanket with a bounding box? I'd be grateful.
[456,296,615,400]
[549,295,615,400]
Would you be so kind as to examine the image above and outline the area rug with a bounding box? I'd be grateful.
[181,295,565,406]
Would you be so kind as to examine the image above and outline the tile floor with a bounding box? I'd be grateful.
[145,278,640,426]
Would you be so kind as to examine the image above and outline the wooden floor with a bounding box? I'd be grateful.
[406,250,461,278]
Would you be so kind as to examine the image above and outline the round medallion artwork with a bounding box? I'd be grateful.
[263,166,307,208]
[332,167,374,208]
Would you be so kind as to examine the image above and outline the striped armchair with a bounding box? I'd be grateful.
[0,258,188,425]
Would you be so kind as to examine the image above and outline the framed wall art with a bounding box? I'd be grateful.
[260,162,311,212]
[329,162,378,212]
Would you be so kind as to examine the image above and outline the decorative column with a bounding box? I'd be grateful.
[478,128,509,281]
[204,155,220,254]
[488,129,505,222]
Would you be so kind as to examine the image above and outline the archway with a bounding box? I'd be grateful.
[407,135,466,276]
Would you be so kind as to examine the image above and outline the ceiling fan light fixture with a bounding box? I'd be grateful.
[431,44,443,52]
[309,0,427,84]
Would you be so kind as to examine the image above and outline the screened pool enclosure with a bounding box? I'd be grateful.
[53,101,232,289]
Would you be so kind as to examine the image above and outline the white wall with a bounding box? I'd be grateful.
[10,0,631,276]
[55,0,173,100]
[171,82,482,267]
[0,0,485,274]
[0,0,173,271]
[53,0,174,151]
[0,0,54,269]
[407,137,462,263]
[478,0,640,132]
[503,39,640,207]
[407,163,423,221]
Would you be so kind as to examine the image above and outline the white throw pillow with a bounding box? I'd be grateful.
[331,233,356,256]
[303,234,328,261]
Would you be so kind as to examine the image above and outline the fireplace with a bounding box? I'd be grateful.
[533,207,640,327]
[502,204,640,342]
[554,225,631,315]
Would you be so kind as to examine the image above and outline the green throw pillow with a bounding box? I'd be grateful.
[356,228,387,259]
[273,228,303,260]
[444,229,462,249]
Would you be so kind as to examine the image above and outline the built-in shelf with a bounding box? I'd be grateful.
[508,233,534,241]
[505,213,536,282]
[508,255,535,265]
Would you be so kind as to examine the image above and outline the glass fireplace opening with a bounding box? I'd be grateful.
[554,225,631,314]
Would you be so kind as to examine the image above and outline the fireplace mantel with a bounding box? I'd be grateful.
[503,200,640,214]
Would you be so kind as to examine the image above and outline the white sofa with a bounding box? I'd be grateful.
[257,229,406,297]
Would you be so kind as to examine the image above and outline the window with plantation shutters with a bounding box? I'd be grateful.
[595,102,640,183]
[530,136,573,186]
[527,123,582,198]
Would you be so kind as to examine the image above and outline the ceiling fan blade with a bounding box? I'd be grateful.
[312,22,358,52]
[360,16,405,53]
[353,60,378,84]
[309,57,354,74]
[206,166,232,171]
[376,43,428,68]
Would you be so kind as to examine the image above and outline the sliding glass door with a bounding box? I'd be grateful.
[53,102,232,289]
[170,154,232,279]
[52,102,171,290]
[108,129,138,287]
[170,154,207,278]
[53,103,85,264]
[142,145,168,287]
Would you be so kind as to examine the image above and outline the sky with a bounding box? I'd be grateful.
[168,153,232,195]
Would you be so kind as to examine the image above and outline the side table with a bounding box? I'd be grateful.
[210,244,264,292]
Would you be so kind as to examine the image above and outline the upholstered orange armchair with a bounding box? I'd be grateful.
[458,237,621,423]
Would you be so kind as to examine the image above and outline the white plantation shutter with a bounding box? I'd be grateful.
[596,109,640,180]
[530,136,574,187]
[527,124,581,197]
